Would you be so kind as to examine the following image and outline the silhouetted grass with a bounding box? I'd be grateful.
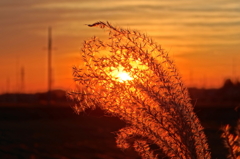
[69,21,211,158]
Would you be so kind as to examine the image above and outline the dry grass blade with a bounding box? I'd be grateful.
[68,21,211,159]
[222,122,240,159]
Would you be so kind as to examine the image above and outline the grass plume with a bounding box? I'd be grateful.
[68,21,211,159]
[222,120,240,159]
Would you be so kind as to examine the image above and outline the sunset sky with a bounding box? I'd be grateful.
[1,0,240,93]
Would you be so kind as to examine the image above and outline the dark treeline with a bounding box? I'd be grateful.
[0,80,239,159]
[189,79,240,107]
[0,90,67,106]
[0,79,240,107]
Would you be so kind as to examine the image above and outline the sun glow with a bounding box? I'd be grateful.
[117,71,133,82]
[109,66,133,82]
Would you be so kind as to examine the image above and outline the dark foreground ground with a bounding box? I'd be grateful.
[0,103,239,159]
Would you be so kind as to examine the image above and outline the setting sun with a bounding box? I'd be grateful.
[109,66,133,82]
[117,71,133,82]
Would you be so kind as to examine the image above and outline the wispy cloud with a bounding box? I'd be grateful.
[0,0,240,91]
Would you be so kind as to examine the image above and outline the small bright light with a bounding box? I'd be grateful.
[117,71,133,82]
[109,66,133,82]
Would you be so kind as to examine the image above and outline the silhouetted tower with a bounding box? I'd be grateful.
[232,57,236,82]
[48,27,52,105]
[20,66,25,93]
[202,74,207,89]
[16,57,19,93]
[6,77,10,93]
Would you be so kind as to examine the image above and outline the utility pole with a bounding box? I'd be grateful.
[20,66,25,93]
[16,57,19,93]
[6,77,10,93]
[48,27,52,106]
[232,57,236,82]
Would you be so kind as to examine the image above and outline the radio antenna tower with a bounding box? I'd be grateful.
[48,27,52,106]
[20,66,25,93]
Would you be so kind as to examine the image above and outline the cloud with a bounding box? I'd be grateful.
[0,0,240,92]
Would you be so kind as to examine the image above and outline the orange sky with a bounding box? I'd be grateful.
[0,0,240,93]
